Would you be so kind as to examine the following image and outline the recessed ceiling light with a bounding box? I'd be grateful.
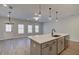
[3,4,7,7]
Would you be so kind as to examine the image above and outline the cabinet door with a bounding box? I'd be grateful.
[14,39,27,55]
[49,40,57,55]
[42,40,57,55]
[42,47,50,55]
[64,35,70,49]
[58,37,64,54]
[31,40,41,55]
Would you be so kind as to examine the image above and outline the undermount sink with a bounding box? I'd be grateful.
[53,35,61,37]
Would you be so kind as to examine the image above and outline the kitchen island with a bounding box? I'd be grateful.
[29,33,70,55]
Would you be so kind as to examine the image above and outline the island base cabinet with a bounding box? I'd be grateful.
[41,44,57,55]
[30,35,69,55]
[64,35,70,49]
[31,39,57,55]
[41,40,57,55]
[41,47,50,55]
[31,40,41,55]
[58,37,64,54]
[50,42,57,55]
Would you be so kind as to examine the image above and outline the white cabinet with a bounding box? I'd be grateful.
[41,46,50,55]
[42,40,57,55]
[0,38,30,55]
[57,37,64,54]
[30,35,69,55]
[31,40,57,55]
[0,40,14,55]
[50,40,57,55]
[64,35,70,49]
[31,40,41,55]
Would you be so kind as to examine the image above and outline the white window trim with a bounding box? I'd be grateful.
[35,25,39,33]
[5,24,12,32]
[18,24,24,34]
[28,25,32,33]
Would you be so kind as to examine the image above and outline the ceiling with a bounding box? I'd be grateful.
[0,4,79,22]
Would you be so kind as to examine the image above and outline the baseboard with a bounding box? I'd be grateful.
[68,40,79,46]
[70,40,79,43]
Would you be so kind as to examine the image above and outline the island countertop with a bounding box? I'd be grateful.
[28,33,69,44]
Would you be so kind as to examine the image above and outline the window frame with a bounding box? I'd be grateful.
[5,24,12,32]
[18,24,24,34]
[28,25,32,33]
[35,25,39,33]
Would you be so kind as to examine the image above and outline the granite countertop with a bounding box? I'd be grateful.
[28,33,69,44]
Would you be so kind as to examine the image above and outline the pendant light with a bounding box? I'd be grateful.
[33,13,39,21]
[33,5,39,21]
[38,4,42,17]
[56,10,58,22]
[48,8,52,20]
[6,5,14,24]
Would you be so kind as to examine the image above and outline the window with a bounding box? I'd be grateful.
[35,25,39,33]
[18,24,24,34]
[5,24,12,32]
[28,25,32,33]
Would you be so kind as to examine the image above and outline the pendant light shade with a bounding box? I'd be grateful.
[33,5,42,21]
[33,13,39,21]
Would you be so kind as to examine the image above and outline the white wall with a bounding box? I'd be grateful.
[0,17,43,40]
[43,14,79,42]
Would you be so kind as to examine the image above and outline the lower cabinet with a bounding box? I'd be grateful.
[31,40,41,55]
[41,46,50,55]
[0,38,30,55]
[31,35,69,55]
[41,40,57,55]
[57,37,64,54]
[31,40,57,55]
[64,35,70,49]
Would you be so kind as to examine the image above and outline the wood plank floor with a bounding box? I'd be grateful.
[61,41,79,55]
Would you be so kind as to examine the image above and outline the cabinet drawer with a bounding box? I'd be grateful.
[42,40,57,49]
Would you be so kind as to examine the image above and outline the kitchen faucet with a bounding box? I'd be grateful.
[51,28,56,36]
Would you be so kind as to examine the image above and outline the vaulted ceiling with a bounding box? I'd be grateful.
[0,4,79,22]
